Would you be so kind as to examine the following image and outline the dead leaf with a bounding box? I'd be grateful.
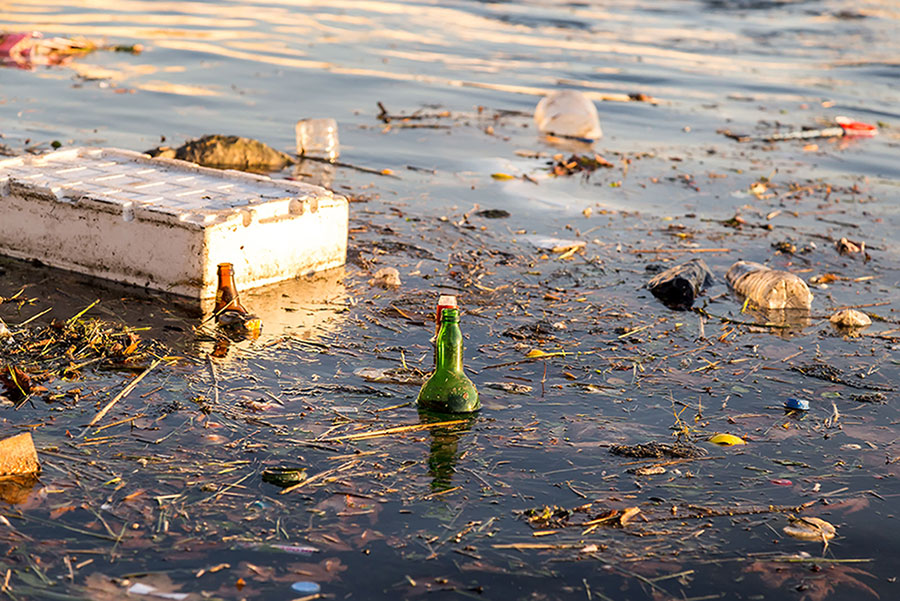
[287,558,347,583]
[619,507,641,526]
[783,516,836,541]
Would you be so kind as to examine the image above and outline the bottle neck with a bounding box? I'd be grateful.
[435,321,464,373]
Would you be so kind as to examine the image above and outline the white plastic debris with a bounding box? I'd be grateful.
[829,309,871,328]
[0,148,348,301]
[526,235,586,253]
[369,267,401,289]
[534,90,602,141]
[127,583,189,601]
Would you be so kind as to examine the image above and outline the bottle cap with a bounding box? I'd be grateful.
[784,398,809,411]
[436,295,458,326]
[438,294,457,308]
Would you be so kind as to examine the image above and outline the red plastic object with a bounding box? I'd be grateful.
[835,116,878,137]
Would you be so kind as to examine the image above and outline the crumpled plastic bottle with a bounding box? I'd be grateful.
[725,260,813,310]
[534,90,602,141]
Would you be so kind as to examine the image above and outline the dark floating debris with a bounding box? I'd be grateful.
[609,441,706,459]
[850,392,887,404]
[549,153,614,176]
[646,258,715,310]
[475,209,511,219]
[502,320,557,341]
[792,363,894,391]
[261,467,308,488]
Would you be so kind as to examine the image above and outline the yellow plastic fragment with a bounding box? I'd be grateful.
[491,172,515,180]
[709,433,746,446]
[525,349,567,359]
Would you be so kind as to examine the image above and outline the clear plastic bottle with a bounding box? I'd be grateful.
[295,118,340,161]
[725,261,813,310]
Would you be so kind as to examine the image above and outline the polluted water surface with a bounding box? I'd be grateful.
[1,0,900,600]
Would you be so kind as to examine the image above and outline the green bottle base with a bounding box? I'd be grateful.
[416,372,480,414]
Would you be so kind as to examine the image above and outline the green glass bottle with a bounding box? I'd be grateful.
[417,308,480,413]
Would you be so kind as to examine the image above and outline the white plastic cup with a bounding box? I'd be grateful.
[534,90,602,141]
[295,118,340,161]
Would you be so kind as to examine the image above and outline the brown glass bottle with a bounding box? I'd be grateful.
[215,263,249,314]
[214,263,261,339]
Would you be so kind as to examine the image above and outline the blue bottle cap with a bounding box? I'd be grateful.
[291,581,321,594]
[784,398,809,411]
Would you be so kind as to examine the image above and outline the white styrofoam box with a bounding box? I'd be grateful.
[0,147,348,299]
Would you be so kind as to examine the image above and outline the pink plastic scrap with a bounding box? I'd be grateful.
[0,32,34,68]
[0,31,93,69]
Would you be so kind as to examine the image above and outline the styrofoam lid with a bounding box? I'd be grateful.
[0,147,337,226]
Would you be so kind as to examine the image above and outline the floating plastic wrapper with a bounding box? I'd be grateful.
[295,118,340,161]
[534,90,602,141]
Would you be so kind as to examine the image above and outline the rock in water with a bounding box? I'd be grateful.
[647,258,715,310]
[146,135,294,171]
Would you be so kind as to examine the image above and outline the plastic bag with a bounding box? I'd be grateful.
[534,90,602,141]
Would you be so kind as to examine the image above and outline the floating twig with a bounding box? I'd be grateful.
[630,248,732,254]
[319,419,469,442]
[86,359,162,427]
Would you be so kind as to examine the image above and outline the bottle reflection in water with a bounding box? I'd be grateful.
[292,159,335,189]
[422,412,476,492]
